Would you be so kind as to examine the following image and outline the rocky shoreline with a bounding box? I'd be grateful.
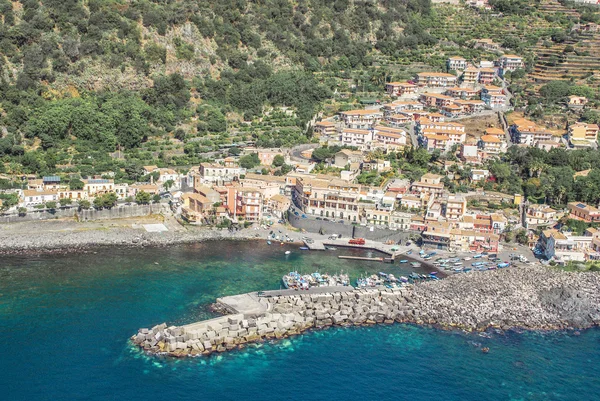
[132,265,600,357]
[0,223,260,256]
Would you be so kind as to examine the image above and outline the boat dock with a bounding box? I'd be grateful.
[338,255,385,262]
[303,238,412,262]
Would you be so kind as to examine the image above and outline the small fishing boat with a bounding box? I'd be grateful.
[410,262,421,267]
[299,247,309,250]
[497,262,510,268]
[285,251,291,255]
[326,246,337,251]
[267,240,272,245]
[399,259,408,263]
[406,250,412,255]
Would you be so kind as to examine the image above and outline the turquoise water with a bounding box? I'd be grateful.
[1,241,600,400]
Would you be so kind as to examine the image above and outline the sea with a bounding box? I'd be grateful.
[1,241,600,401]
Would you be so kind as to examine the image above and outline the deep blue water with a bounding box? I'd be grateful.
[1,241,600,401]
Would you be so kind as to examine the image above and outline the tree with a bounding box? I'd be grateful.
[18,207,27,217]
[152,194,161,203]
[135,190,151,204]
[59,198,72,207]
[515,229,528,245]
[78,200,91,210]
[272,154,285,167]
[164,179,174,191]
[45,201,57,210]
[239,153,260,169]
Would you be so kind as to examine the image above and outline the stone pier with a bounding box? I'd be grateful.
[132,265,600,357]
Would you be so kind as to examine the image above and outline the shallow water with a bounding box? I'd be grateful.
[1,242,599,400]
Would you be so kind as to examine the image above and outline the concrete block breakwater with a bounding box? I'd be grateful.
[132,266,600,357]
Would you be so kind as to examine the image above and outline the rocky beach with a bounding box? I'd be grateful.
[133,265,600,357]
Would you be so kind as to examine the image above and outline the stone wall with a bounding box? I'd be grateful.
[0,204,167,224]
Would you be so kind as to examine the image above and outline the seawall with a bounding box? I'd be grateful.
[132,265,600,357]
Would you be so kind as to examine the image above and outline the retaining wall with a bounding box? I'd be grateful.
[0,204,167,224]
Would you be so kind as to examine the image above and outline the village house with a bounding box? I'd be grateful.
[314,121,337,137]
[334,149,364,168]
[381,101,423,117]
[525,204,558,228]
[568,95,588,110]
[181,193,213,223]
[474,38,501,52]
[199,159,243,184]
[470,169,490,182]
[58,189,89,201]
[365,209,391,226]
[267,194,291,219]
[194,184,221,204]
[445,87,480,100]
[83,178,115,196]
[422,134,450,152]
[388,211,413,230]
[447,56,468,71]
[411,173,445,197]
[539,229,591,262]
[484,127,505,139]
[460,144,481,164]
[385,82,417,97]
[568,122,599,148]
[400,194,422,210]
[386,114,413,127]
[257,150,284,166]
[129,183,160,197]
[415,72,458,88]
[422,221,453,250]
[443,194,467,221]
[339,110,383,129]
[568,202,600,222]
[22,189,58,207]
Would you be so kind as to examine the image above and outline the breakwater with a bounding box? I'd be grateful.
[132,265,600,357]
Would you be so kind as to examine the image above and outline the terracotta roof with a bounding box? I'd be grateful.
[481,135,502,143]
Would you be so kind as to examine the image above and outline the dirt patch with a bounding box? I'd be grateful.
[461,114,502,141]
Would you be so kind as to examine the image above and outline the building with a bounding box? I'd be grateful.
[484,127,505,139]
[471,169,490,182]
[314,121,337,137]
[444,194,467,221]
[462,67,479,85]
[22,190,58,207]
[447,56,467,71]
[498,54,524,73]
[334,149,364,168]
[227,187,263,222]
[509,118,553,146]
[389,211,413,230]
[194,184,221,204]
[419,93,455,108]
[129,183,160,196]
[385,82,417,97]
[257,150,284,166]
[411,173,445,197]
[422,221,453,250]
[525,204,558,228]
[181,193,213,223]
[479,135,504,155]
[340,128,373,148]
[268,194,291,219]
[568,202,600,222]
[294,176,362,222]
[460,144,480,164]
[339,110,383,129]
[400,195,422,210]
[474,38,501,52]
[478,68,496,85]
[568,95,588,109]
[568,122,599,148]
[372,126,407,148]
[539,229,590,262]
[83,179,115,196]
[415,72,458,88]
[199,161,243,183]
[387,114,412,127]
[480,85,507,108]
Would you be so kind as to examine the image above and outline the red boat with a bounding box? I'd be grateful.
[348,238,366,245]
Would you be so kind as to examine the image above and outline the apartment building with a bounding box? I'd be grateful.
[415,72,458,88]
[480,85,507,108]
[568,122,599,148]
[443,194,467,221]
[387,114,412,127]
[478,68,496,84]
[509,118,553,146]
[339,110,383,129]
[462,67,479,85]
[314,121,337,137]
[478,134,504,154]
[381,101,423,118]
[199,161,243,183]
[340,128,373,148]
[498,54,525,73]
[83,179,115,196]
[525,204,558,228]
[373,126,407,148]
[22,190,59,207]
[447,56,468,71]
[385,82,417,97]
[226,186,263,222]
[294,176,362,222]
[419,93,455,108]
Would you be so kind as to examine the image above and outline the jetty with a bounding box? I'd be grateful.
[132,265,600,358]
[304,238,406,262]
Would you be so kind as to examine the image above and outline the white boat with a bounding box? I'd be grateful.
[285,251,291,255]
